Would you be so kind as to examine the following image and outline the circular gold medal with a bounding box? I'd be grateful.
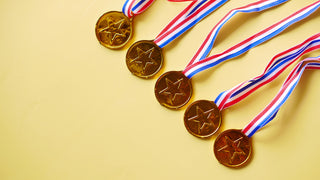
[184,100,221,138]
[154,71,192,109]
[214,129,252,168]
[95,11,132,49]
[126,40,163,78]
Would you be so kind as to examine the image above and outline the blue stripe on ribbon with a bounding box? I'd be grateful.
[132,0,147,12]
[214,91,225,104]
[122,0,131,15]
[187,0,207,17]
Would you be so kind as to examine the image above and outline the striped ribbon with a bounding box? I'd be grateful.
[122,0,155,18]
[156,0,207,36]
[215,33,320,111]
[153,0,229,48]
[186,0,288,66]
[242,57,320,137]
[183,0,320,78]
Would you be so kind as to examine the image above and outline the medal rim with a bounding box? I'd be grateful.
[214,129,252,168]
[126,40,163,79]
[154,71,193,109]
[184,100,221,138]
[95,11,133,50]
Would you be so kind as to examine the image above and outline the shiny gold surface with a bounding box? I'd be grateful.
[154,71,192,109]
[126,40,163,78]
[214,129,252,168]
[95,11,132,49]
[184,100,221,138]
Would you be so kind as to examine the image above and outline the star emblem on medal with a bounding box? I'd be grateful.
[159,78,186,105]
[154,71,192,109]
[218,136,247,163]
[187,106,215,134]
[130,47,158,73]
[98,17,129,45]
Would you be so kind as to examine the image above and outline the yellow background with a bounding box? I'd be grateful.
[1,0,320,179]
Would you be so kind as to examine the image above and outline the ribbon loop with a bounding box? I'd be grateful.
[183,0,320,78]
[187,0,288,67]
[215,33,320,110]
[242,57,320,137]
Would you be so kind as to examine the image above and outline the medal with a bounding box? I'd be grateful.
[214,129,252,168]
[126,0,229,78]
[184,100,221,138]
[214,57,320,168]
[154,71,192,109]
[185,32,320,138]
[126,40,163,78]
[96,11,132,49]
[95,0,155,49]
[156,0,320,110]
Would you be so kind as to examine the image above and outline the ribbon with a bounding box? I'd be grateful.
[183,0,320,78]
[153,0,229,48]
[242,57,320,137]
[215,33,320,111]
[123,0,155,18]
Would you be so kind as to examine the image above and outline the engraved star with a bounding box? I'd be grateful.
[188,106,215,134]
[98,17,129,44]
[218,136,246,164]
[130,47,158,72]
[159,78,185,105]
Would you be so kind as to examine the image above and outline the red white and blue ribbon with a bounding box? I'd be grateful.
[153,0,229,48]
[157,0,208,35]
[122,0,155,18]
[187,0,288,65]
[242,57,320,137]
[155,0,206,38]
[183,0,320,78]
[215,33,320,111]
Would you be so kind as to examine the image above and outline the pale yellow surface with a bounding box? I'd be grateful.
[1,0,320,179]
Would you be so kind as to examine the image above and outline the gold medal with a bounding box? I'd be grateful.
[126,40,163,78]
[95,11,132,49]
[214,129,252,168]
[154,71,192,109]
[184,100,221,138]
